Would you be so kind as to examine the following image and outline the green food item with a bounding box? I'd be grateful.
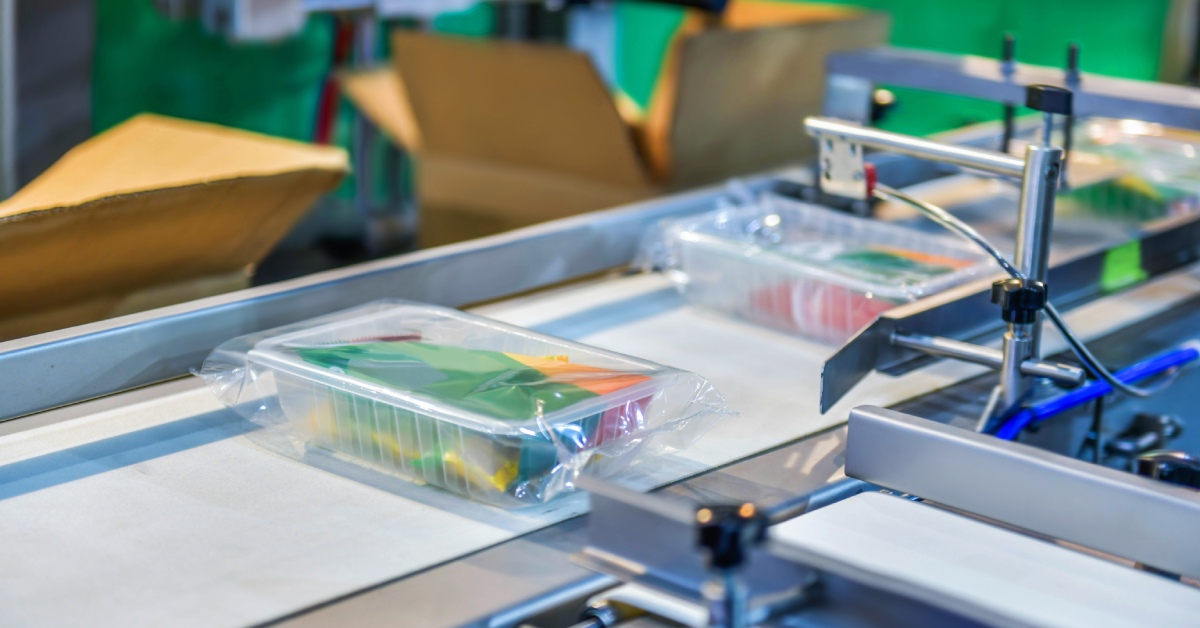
[1101,240,1148,293]
[778,241,964,286]
[829,248,958,284]
[295,341,609,422]
[1058,174,1195,222]
[293,341,653,499]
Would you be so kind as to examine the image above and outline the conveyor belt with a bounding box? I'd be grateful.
[3,269,1199,626]
[771,492,1200,626]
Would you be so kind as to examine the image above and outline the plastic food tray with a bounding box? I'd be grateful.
[663,196,992,344]
[234,303,720,507]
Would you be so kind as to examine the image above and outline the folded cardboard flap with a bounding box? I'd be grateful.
[0,114,349,318]
[339,67,423,151]
[643,4,889,184]
[390,32,650,189]
[341,4,885,246]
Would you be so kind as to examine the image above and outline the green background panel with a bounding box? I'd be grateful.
[94,0,1173,142]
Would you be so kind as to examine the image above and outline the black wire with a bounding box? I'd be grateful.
[875,183,1177,399]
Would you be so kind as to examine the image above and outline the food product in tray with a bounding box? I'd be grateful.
[658,195,992,344]
[200,302,729,507]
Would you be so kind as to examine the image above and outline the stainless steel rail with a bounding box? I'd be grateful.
[846,405,1200,579]
[826,47,1200,130]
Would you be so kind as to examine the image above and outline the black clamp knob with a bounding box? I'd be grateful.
[696,503,767,570]
[991,278,1047,325]
[1025,84,1074,116]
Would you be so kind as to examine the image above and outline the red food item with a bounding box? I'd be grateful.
[749,281,898,343]
[593,396,652,446]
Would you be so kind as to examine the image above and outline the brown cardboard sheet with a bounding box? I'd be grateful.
[390,32,649,188]
[0,114,348,321]
[643,5,890,184]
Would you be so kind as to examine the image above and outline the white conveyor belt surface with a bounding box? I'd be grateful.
[772,492,1200,627]
[3,270,1199,626]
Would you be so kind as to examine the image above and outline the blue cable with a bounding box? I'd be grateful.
[993,343,1200,441]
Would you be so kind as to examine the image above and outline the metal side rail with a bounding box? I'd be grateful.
[846,405,1200,580]
[0,178,777,422]
[826,47,1200,130]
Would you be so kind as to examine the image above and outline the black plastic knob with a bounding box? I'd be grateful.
[696,503,767,570]
[1025,84,1074,116]
[991,278,1047,324]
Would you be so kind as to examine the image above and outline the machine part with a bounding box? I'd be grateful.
[826,46,1200,131]
[574,477,817,605]
[1063,44,1080,184]
[869,88,896,124]
[1137,450,1200,489]
[806,117,1026,179]
[1087,394,1106,463]
[991,278,1046,325]
[1014,83,1069,358]
[815,130,868,200]
[576,598,647,628]
[890,332,1084,385]
[1106,413,1184,457]
[0,0,14,199]
[993,279,1043,411]
[769,177,874,216]
[695,504,767,628]
[840,158,1187,410]
[1000,34,1016,154]
[884,176,1184,402]
[1012,142,1061,358]
[993,343,1200,440]
[809,112,1064,414]
[846,405,1200,580]
[997,322,1034,413]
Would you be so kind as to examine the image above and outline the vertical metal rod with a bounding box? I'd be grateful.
[1001,33,1016,154]
[1063,44,1079,185]
[352,12,379,253]
[706,570,748,628]
[0,0,15,199]
[1013,144,1063,359]
[1000,323,1033,412]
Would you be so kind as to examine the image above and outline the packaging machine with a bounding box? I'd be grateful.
[5,48,1200,627]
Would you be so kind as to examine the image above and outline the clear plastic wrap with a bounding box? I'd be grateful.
[645,193,993,344]
[198,301,732,508]
[1061,118,1200,222]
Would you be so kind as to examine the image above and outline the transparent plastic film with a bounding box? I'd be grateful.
[643,192,992,344]
[196,301,733,508]
[1060,118,1200,223]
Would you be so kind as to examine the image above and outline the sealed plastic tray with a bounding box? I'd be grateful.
[1060,118,1200,223]
[200,302,729,507]
[656,195,992,344]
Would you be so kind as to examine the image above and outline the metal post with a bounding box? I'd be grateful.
[1012,143,1063,358]
[0,0,15,199]
[999,323,1034,411]
[352,11,380,253]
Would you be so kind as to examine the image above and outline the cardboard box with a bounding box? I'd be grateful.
[342,2,888,247]
[0,114,349,340]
